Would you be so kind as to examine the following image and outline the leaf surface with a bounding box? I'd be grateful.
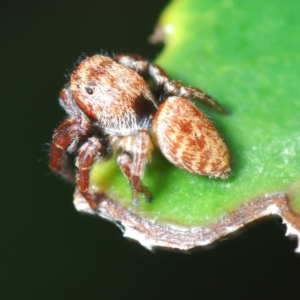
[79,0,300,249]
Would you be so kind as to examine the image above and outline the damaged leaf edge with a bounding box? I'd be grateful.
[73,190,300,251]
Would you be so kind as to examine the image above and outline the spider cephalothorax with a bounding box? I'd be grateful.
[49,54,230,209]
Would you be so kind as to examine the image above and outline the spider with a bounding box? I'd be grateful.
[49,54,231,210]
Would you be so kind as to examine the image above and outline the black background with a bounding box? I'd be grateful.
[1,1,300,299]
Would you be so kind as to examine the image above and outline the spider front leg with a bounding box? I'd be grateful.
[117,129,153,205]
[49,117,92,181]
[76,137,107,210]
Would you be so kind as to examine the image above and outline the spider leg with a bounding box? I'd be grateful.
[113,54,227,113]
[113,54,168,96]
[117,129,153,205]
[163,81,228,114]
[49,117,92,181]
[76,137,106,210]
[113,53,150,79]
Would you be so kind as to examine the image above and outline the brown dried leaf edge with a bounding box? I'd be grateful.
[74,190,300,252]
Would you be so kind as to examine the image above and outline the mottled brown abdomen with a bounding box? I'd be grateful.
[151,96,230,178]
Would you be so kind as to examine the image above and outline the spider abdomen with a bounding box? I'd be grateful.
[151,96,230,178]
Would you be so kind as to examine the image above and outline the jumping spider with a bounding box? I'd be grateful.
[49,54,231,210]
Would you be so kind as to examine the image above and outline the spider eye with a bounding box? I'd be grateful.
[85,87,94,95]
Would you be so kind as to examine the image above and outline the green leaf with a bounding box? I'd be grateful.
[77,0,300,249]
[155,0,300,216]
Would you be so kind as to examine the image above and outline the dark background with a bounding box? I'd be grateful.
[1,1,300,299]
